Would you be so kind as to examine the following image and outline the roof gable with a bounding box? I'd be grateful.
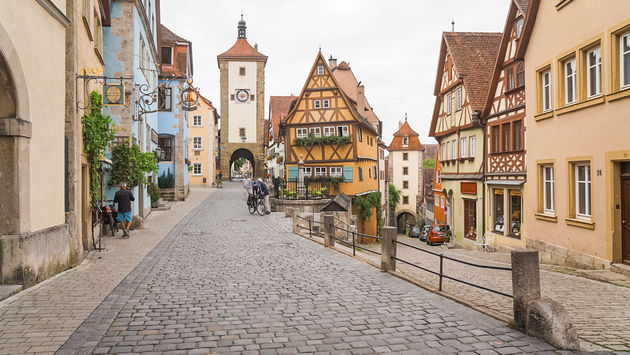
[388,120,423,150]
[331,62,380,126]
[217,39,267,62]
[269,95,296,142]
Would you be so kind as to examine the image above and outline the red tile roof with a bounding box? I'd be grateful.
[218,39,267,60]
[160,24,190,44]
[269,95,296,142]
[514,0,531,14]
[331,61,380,126]
[388,120,424,151]
[443,32,502,111]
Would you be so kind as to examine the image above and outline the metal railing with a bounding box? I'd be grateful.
[296,216,381,257]
[274,178,331,200]
[393,239,513,298]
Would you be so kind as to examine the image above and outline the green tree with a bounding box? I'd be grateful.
[109,139,158,188]
[388,184,401,226]
[423,158,436,168]
[82,91,116,202]
[233,157,247,172]
[353,191,381,235]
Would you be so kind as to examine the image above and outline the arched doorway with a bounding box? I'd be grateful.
[229,148,255,180]
[397,212,415,234]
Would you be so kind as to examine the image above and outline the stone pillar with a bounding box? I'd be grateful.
[292,213,300,235]
[511,250,541,330]
[323,213,335,248]
[380,226,397,272]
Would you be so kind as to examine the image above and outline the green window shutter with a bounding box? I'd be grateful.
[343,166,353,182]
[288,166,298,180]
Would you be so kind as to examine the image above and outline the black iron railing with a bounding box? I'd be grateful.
[296,216,381,257]
[393,239,513,298]
[274,178,331,200]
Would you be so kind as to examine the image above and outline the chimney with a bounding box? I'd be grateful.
[398,121,402,128]
[254,43,258,51]
[329,55,337,70]
[356,84,365,115]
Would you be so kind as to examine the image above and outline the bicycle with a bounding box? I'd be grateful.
[103,200,119,237]
[246,193,259,214]
[91,201,105,251]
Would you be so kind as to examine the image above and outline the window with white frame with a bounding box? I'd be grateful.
[516,17,524,38]
[193,115,202,127]
[296,128,308,138]
[575,163,591,219]
[446,92,452,115]
[469,136,476,157]
[542,69,552,112]
[193,163,202,176]
[315,167,327,177]
[442,143,446,161]
[358,127,363,142]
[313,100,321,109]
[330,167,342,177]
[456,87,462,111]
[543,165,554,214]
[446,141,451,160]
[309,127,321,137]
[323,126,335,136]
[317,65,324,75]
[323,99,330,108]
[193,137,202,150]
[303,167,312,177]
[621,31,630,89]
[460,137,467,158]
[402,137,408,147]
[337,126,349,137]
[451,140,457,159]
[586,46,601,98]
[564,58,576,105]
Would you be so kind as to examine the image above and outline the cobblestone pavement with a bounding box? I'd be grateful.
[56,182,589,355]
[335,235,630,352]
[0,187,213,355]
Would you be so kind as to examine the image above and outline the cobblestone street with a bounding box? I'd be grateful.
[52,182,574,354]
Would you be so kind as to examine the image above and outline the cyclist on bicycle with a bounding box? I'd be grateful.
[258,178,271,215]
[114,182,134,238]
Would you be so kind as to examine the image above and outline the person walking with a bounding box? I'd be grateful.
[258,178,271,215]
[114,182,135,238]
[242,174,251,199]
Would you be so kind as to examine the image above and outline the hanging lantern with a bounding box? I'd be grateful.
[181,77,199,111]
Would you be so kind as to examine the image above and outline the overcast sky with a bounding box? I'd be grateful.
[160,0,511,146]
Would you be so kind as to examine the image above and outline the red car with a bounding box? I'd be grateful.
[427,224,449,245]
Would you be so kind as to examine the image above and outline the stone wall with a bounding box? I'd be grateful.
[271,198,331,214]
[527,238,611,270]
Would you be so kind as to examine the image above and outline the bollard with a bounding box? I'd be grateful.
[380,227,397,272]
[292,213,300,235]
[511,250,541,330]
[323,213,335,248]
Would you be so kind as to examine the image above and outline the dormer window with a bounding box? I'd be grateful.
[402,137,409,147]
[317,66,324,75]
[516,17,524,39]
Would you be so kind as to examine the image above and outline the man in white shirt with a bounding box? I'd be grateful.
[242,175,251,199]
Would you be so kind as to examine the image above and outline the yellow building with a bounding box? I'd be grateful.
[188,95,219,186]
[524,0,630,269]
[282,52,382,236]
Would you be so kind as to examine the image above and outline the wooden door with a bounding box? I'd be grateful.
[464,199,477,240]
[622,178,630,264]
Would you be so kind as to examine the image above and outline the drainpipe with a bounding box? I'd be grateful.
[472,110,486,240]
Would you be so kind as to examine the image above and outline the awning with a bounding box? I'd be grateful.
[484,179,525,186]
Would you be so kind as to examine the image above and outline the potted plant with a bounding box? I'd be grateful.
[150,183,160,208]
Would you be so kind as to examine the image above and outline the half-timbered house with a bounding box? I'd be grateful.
[481,0,532,250]
[429,32,501,246]
[282,52,381,235]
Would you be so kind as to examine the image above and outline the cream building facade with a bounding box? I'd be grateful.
[0,0,74,285]
[524,0,630,268]
[188,95,218,186]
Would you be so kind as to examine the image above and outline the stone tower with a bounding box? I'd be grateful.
[217,15,268,180]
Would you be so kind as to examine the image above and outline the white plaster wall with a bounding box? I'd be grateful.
[228,61,257,143]
[0,1,66,232]
[391,150,420,214]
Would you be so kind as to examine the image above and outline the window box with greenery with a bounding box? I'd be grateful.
[293,134,351,147]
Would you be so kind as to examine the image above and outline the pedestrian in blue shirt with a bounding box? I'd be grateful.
[258,178,270,215]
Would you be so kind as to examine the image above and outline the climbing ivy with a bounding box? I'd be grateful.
[82,91,116,202]
[109,139,158,188]
[353,191,381,235]
[388,183,401,225]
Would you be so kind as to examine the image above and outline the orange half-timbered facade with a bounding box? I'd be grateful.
[482,0,533,249]
[282,52,381,235]
[429,32,501,246]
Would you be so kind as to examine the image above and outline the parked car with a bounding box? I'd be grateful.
[419,225,431,242]
[427,224,449,246]
[409,226,421,238]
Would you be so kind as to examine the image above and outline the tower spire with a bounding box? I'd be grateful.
[238,14,247,39]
